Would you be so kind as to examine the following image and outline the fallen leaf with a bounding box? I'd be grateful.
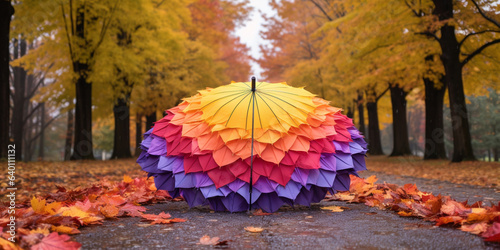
[398,211,414,217]
[244,226,264,233]
[199,235,221,245]
[435,216,464,226]
[123,175,133,183]
[0,237,21,250]
[482,222,500,242]
[440,199,471,216]
[51,225,81,235]
[101,204,120,218]
[31,232,81,250]
[252,209,272,216]
[321,206,344,212]
[120,203,146,217]
[461,222,488,235]
[365,175,378,184]
[141,212,186,224]
[30,225,51,236]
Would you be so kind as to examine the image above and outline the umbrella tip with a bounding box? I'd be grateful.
[251,76,256,92]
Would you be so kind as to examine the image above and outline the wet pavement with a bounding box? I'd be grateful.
[74,171,500,249]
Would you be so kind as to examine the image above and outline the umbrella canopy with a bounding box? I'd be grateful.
[137,79,367,213]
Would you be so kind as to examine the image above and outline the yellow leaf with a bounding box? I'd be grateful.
[31,197,62,215]
[31,196,47,214]
[30,226,50,236]
[59,206,103,225]
[44,201,62,215]
[334,192,355,201]
[321,206,344,212]
[244,226,264,233]
[398,211,413,217]
[0,237,22,250]
[51,225,81,235]
[365,175,378,185]
[123,175,133,183]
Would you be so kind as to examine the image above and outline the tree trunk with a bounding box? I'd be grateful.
[111,96,132,159]
[424,76,447,160]
[12,39,27,161]
[494,148,499,162]
[357,90,366,135]
[433,0,475,162]
[38,103,45,160]
[146,112,156,131]
[64,110,73,161]
[71,7,94,160]
[365,89,384,155]
[0,1,14,159]
[389,84,411,156]
[346,105,354,119]
[135,112,143,157]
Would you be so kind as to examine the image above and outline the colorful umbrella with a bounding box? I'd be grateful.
[137,78,368,212]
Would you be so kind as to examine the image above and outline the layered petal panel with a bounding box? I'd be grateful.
[137,81,368,212]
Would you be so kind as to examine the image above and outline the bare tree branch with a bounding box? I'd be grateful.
[459,30,500,48]
[461,39,500,66]
[91,0,121,57]
[415,31,440,42]
[29,114,62,144]
[308,0,333,21]
[60,3,75,63]
[376,87,390,101]
[470,0,500,28]
[404,0,420,17]
[23,104,41,124]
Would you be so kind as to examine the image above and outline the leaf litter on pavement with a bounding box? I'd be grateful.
[1,159,499,249]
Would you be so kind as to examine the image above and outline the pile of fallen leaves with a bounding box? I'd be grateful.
[0,159,144,201]
[330,175,500,242]
[0,176,185,249]
[366,156,500,188]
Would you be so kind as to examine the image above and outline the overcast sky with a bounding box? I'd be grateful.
[235,1,276,80]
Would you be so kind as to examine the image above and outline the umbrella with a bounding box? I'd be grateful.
[137,77,368,213]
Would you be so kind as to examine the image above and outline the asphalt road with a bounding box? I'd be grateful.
[74,171,500,249]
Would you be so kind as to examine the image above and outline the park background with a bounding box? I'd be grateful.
[0,0,499,163]
[1,0,500,248]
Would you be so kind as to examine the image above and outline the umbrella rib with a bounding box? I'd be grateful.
[199,90,248,109]
[255,93,284,128]
[254,91,264,128]
[209,91,250,119]
[225,92,251,127]
[256,93,299,127]
[245,91,252,131]
[261,90,317,108]
[258,92,311,115]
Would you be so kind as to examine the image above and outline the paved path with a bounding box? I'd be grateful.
[74,171,500,249]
